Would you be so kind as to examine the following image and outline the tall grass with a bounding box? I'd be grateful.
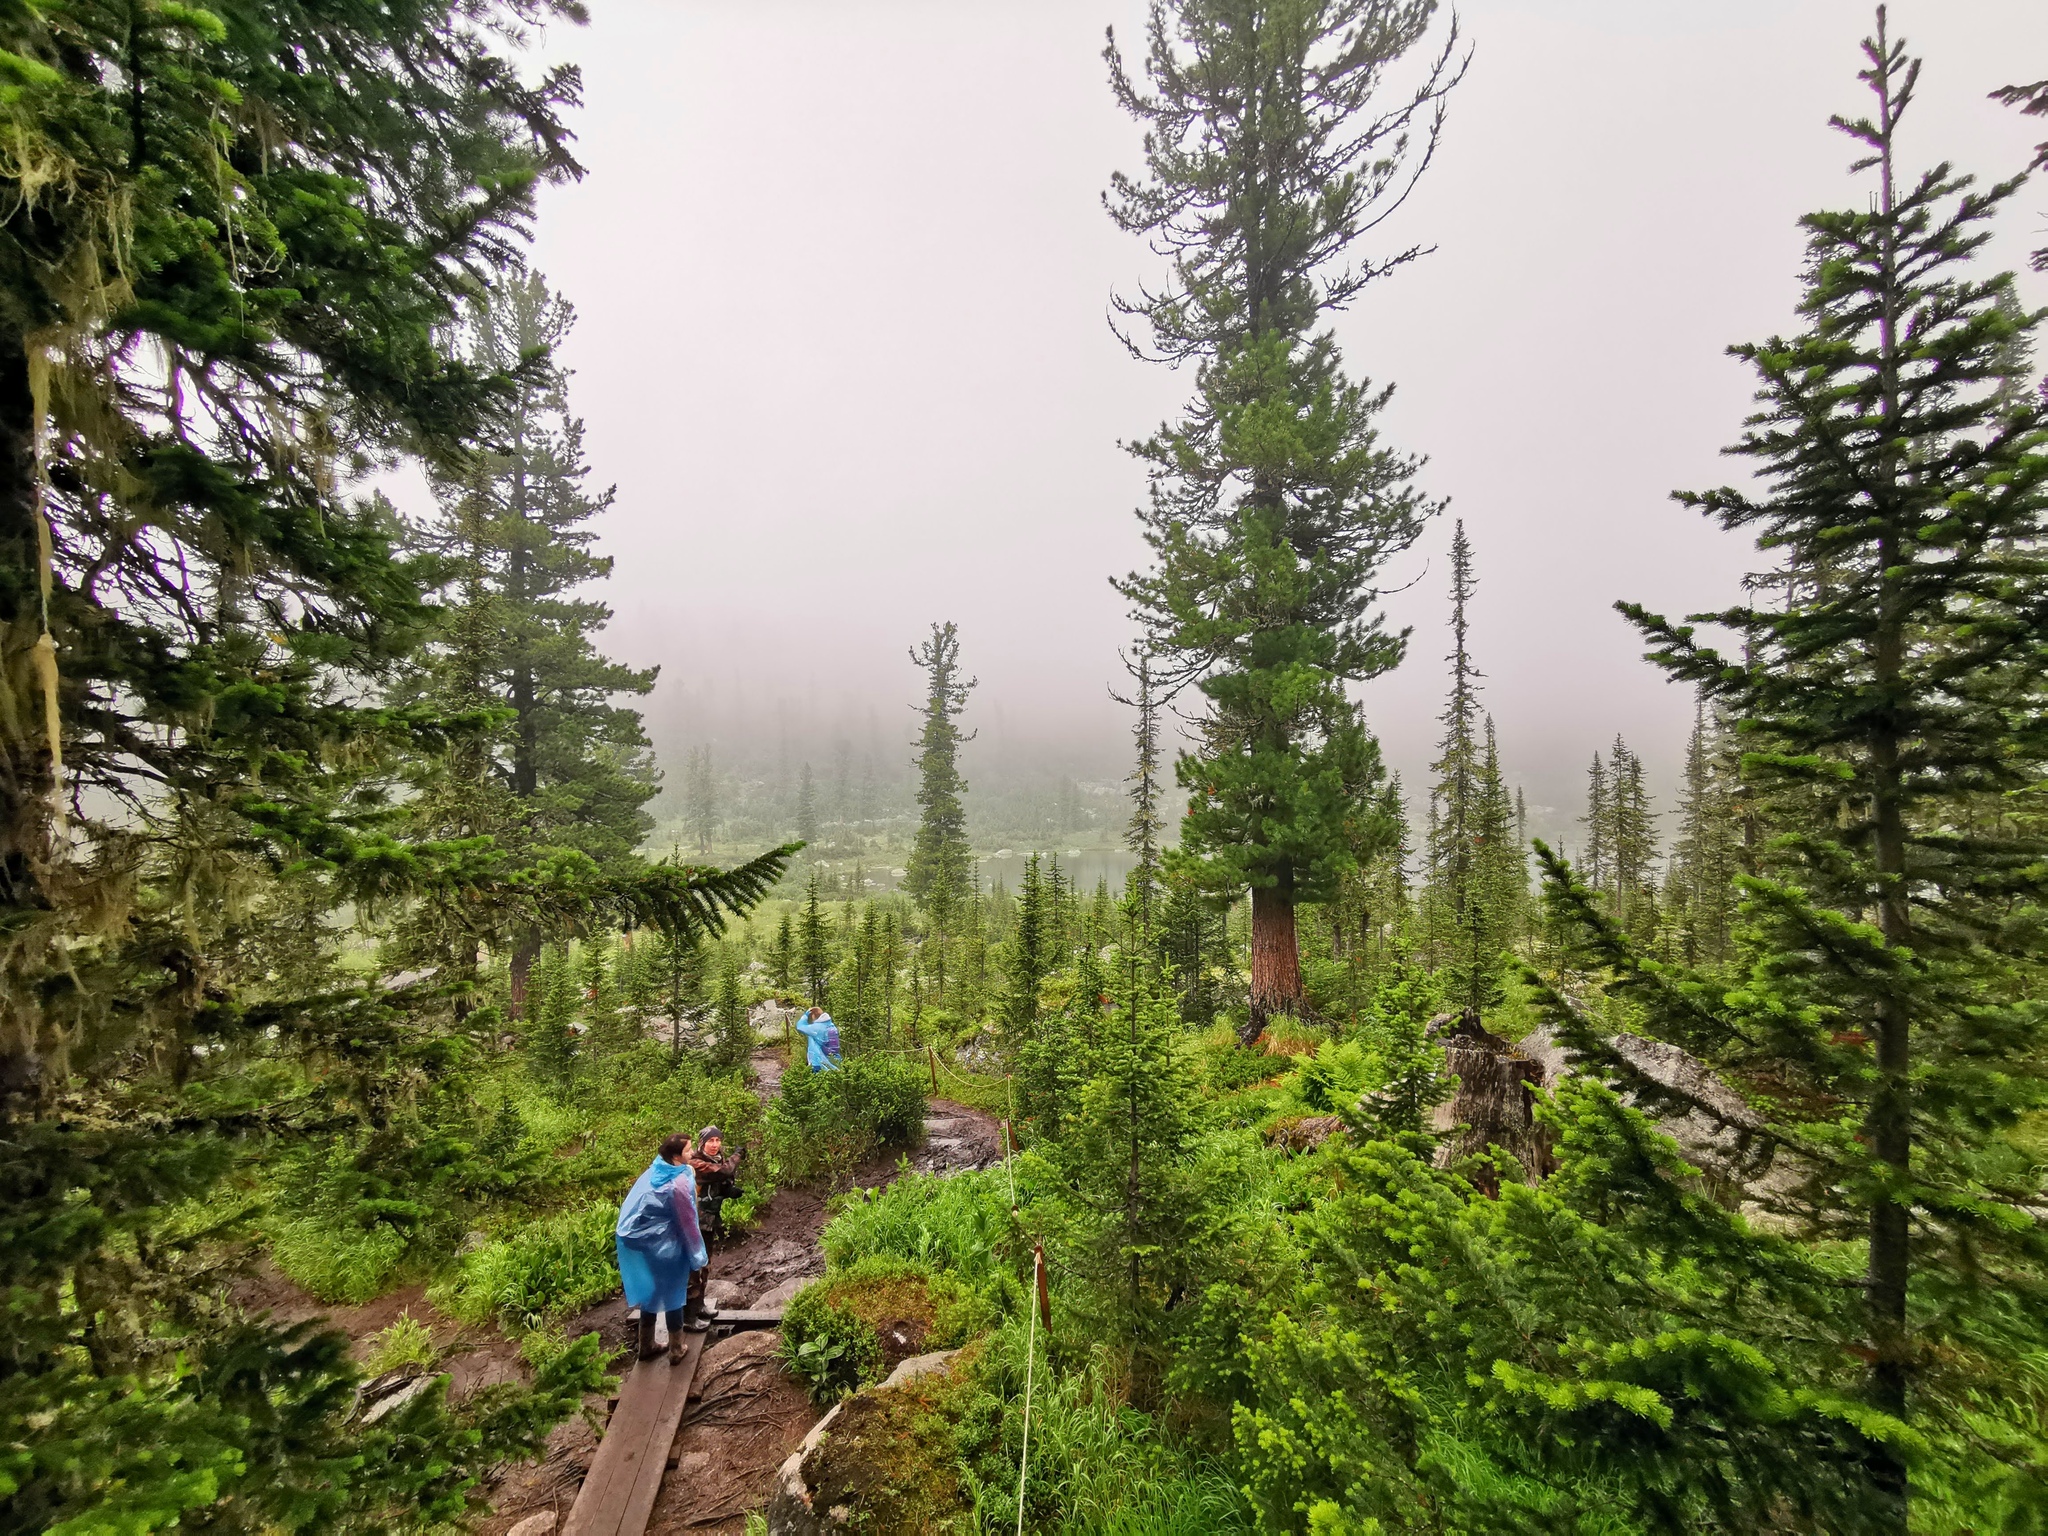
[429,1201,618,1331]
[821,1168,1016,1296]
[959,1321,1254,1534]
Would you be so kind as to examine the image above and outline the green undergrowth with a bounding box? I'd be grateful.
[790,1166,1253,1532]
[781,1254,998,1404]
[766,1051,928,1183]
[263,1043,760,1305]
[429,1200,619,1332]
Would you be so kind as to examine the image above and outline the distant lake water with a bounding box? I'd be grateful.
[974,847,1139,894]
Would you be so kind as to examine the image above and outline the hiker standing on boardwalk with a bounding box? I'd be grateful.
[794,1005,840,1071]
[686,1125,742,1237]
[680,1125,742,1326]
[615,1132,709,1361]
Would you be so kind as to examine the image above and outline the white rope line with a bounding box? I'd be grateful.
[1016,1244,1040,1536]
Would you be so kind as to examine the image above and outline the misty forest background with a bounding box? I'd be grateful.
[6,1,2048,1534]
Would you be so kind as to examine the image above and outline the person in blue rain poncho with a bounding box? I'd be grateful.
[615,1132,710,1362]
[794,1005,840,1071]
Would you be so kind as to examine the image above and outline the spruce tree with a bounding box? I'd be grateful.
[1005,853,1052,1039]
[1669,703,1741,965]
[1581,752,1611,890]
[1107,0,1461,1032]
[709,945,750,1076]
[796,761,818,848]
[1049,957,1198,1375]
[0,1,624,1522]
[1423,521,1515,1007]
[1117,650,1166,928]
[905,621,974,994]
[523,945,580,1091]
[797,872,834,1011]
[685,744,718,855]
[771,911,796,998]
[1563,17,2048,1516]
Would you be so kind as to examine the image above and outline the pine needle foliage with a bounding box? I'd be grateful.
[1576,13,2048,1517]
[1106,0,1462,1030]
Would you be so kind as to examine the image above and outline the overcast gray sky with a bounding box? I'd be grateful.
[509,0,2048,848]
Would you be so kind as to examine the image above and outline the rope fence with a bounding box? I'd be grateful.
[764,1024,1049,1531]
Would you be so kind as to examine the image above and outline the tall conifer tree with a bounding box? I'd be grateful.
[906,621,974,993]
[421,273,657,1012]
[0,3,633,1523]
[1555,17,2048,1516]
[685,744,718,855]
[425,272,658,866]
[1669,703,1740,965]
[1106,0,1461,1032]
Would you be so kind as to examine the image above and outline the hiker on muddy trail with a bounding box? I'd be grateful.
[615,1132,710,1361]
[794,1005,840,1072]
[686,1124,742,1236]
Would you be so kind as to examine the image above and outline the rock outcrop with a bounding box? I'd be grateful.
[766,1351,959,1535]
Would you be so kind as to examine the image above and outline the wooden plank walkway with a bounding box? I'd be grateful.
[563,1332,706,1536]
[711,1306,784,1328]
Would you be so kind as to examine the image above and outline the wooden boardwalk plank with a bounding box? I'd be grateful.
[563,1333,705,1536]
[711,1307,784,1327]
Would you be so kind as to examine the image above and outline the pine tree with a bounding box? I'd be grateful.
[1572,18,2048,1515]
[905,622,976,988]
[0,2,615,1522]
[1669,703,1740,965]
[796,762,819,848]
[685,745,718,855]
[1107,0,1461,1033]
[1005,853,1052,1039]
[427,274,659,863]
[797,872,834,1011]
[1118,651,1166,928]
[419,274,659,1017]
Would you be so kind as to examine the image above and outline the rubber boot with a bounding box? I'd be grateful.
[635,1311,660,1361]
[682,1270,713,1332]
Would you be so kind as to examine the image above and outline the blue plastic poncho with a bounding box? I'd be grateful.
[795,1010,841,1072]
[614,1157,707,1314]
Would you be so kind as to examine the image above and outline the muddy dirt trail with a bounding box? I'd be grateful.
[481,1047,1003,1536]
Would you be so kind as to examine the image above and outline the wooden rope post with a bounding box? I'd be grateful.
[929,1044,939,1096]
[1034,1238,1051,1331]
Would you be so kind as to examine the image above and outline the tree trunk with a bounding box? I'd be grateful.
[508,932,539,1022]
[1246,878,1304,1042]
[1864,46,1910,1526]
[0,323,52,1113]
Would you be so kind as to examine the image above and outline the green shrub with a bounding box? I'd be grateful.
[429,1201,618,1331]
[780,1283,885,1404]
[269,1216,411,1305]
[362,1314,438,1376]
[1285,1038,1374,1114]
[719,1180,770,1235]
[769,1053,928,1182]
[820,1169,1014,1296]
